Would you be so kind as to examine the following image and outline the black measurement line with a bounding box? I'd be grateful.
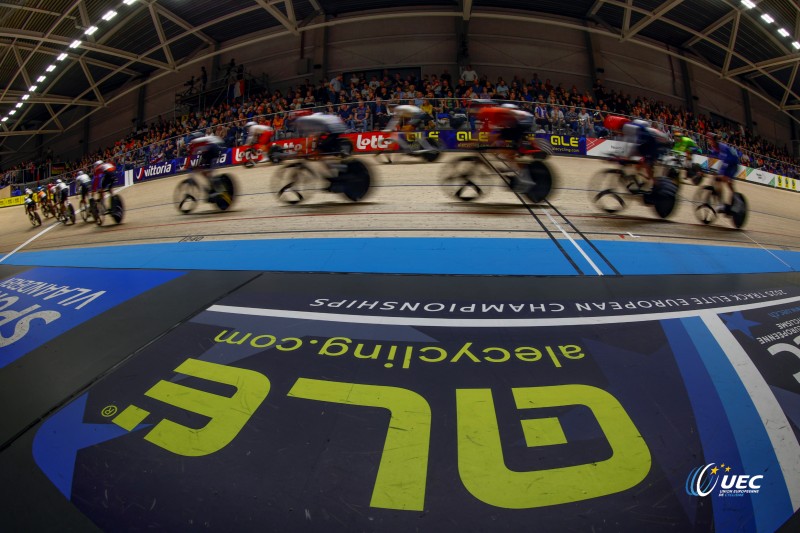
[485,153,621,275]
[542,198,621,276]
[478,153,584,275]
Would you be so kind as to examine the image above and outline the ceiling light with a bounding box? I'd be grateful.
[778,28,790,37]
[761,13,774,24]
[46,65,56,72]
[37,75,46,82]
[102,10,117,21]
[1,117,7,122]
[9,110,16,115]
[84,26,98,36]
[741,0,755,8]
[15,103,23,108]
[123,0,136,5]
[793,41,800,49]
[21,94,29,100]
[29,85,37,92]
[57,53,67,61]
[69,40,81,48]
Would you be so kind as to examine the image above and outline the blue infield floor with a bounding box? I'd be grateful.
[2,237,798,275]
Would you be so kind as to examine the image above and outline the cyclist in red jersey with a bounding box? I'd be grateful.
[92,160,117,203]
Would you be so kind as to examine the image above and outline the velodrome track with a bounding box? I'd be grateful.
[1,155,800,532]
[1,154,798,265]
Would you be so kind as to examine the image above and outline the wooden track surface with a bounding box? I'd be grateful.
[1,154,798,258]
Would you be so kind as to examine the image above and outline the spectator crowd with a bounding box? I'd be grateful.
[2,66,799,186]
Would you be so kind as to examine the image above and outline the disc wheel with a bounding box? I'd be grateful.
[441,156,484,201]
[212,174,235,211]
[523,160,554,203]
[110,195,125,223]
[174,179,201,213]
[651,178,678,219]
[730,192,748,229]
[337,160,372,202]
[268,145,284,164]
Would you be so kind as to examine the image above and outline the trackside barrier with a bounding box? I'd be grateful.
[119,132,800,196]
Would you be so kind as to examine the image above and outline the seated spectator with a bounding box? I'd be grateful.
[353,100,370,132]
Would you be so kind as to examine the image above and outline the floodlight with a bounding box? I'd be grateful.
[8,110,15,115]
[761,14,774,24]
[102,11,117,21]
[57,53,67,61]
[84,26,98,36]
[21,94,29,100]
[29,85,37,92]
[741,0,755,9]
[69,40,81,48]
[778,28,790,37]
[123,0,136,5]
[1,117,7,122]
[15,103,22,108]
[37,75,46,82]
[793,41,800,50]
[46,65,56,72]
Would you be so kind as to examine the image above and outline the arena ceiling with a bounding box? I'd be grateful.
[1,0,800,156]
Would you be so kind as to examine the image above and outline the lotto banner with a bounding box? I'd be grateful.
[31,275,800,531]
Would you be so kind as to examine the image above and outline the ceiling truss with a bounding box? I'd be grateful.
[0,0,798,155]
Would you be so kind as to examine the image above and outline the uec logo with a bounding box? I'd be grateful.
[686,463,719,497]
[686,463,764,497]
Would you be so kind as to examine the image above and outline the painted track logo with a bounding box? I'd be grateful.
[686,463,719,497]
[686,462,764,497]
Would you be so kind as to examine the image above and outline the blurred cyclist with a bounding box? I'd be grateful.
[243,121,275,167]
[384,104,437,153]
[183,131,227,200]
[75,170,92,209]
[705,132,743,214]
[92,160,117,203]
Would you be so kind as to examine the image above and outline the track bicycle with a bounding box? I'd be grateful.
[174,173,235,213]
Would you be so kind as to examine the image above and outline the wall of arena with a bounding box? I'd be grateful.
[43,12,792,165]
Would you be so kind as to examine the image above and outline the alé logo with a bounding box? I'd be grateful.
[685,462,764,497]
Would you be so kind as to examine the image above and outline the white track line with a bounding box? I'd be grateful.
[0,221,60,263]
[537,208,605,276]
[207,295,800,328]
[700,312,800,510]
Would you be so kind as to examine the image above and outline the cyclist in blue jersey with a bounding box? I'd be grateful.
[705,133,742,214]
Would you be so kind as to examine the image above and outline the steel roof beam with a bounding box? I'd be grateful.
[0,0,84,106]
[684,13,735,48]
[622,0,684,41]
[148,2,176,69]
[722,11,741,75]
[254,0,299,36]
[154,5,216,46]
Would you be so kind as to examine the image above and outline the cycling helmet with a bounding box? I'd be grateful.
[633,119,650,127]
[500,103,519,109]
[188,131,204,142]
[245,121,257,128]
[93,160,104,170]
[56,179,63,184]
[25,188,31,195]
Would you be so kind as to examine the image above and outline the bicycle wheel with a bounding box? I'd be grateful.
[730,193,748,229]
[693,185,718,225]
[268,145,284,164]
[92,199,105,226]
[110,195,124,224]
[590,168,628,213]
[337,160,372,202]
[277,162,319,204]
[523,160,554,203]
[441,156,484,201]
[34,212,42,226]
[651,178,678,219]
[174,178,202,213]
[339,138,354,157]
[67,204,76,224]
[212,174,235,211]
[80,200,90,222]
[244,148,258,168]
